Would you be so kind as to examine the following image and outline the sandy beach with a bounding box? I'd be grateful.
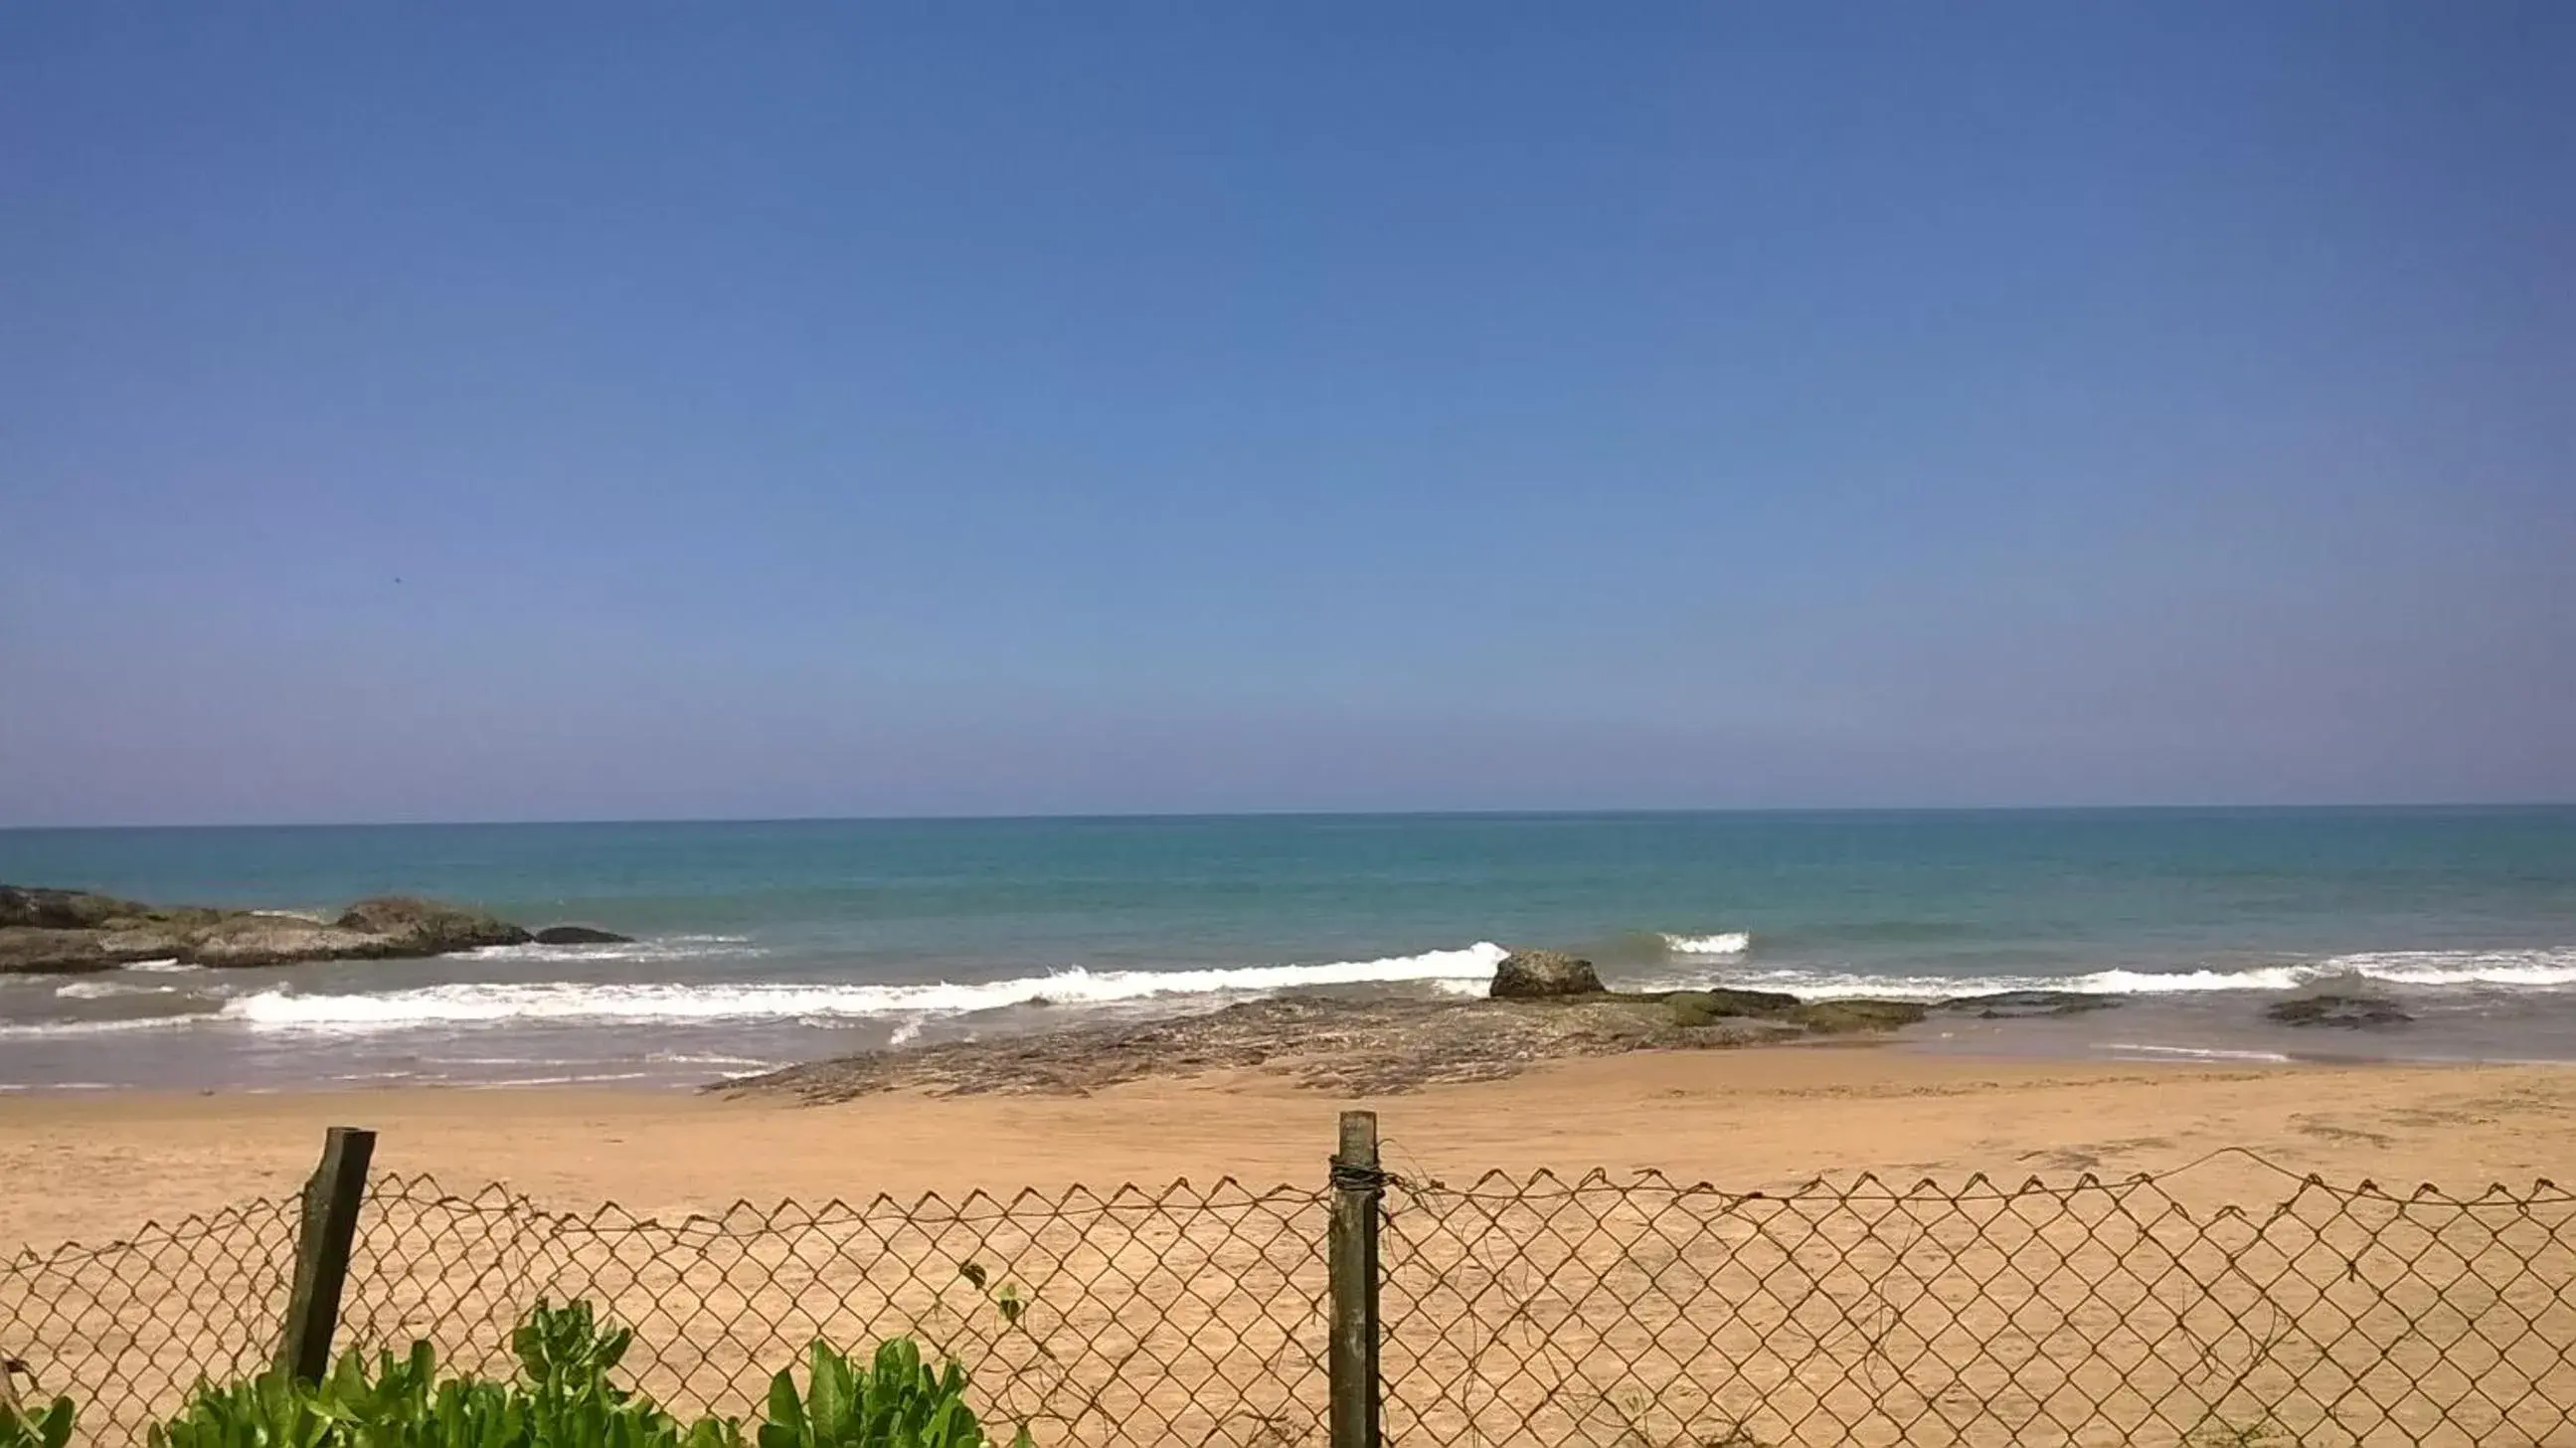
[9,1048,2572,1248]
[11,1047,2576,1445]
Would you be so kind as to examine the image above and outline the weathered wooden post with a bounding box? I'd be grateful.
[276,1126,376,1381]
[1328,1110,1383,1448]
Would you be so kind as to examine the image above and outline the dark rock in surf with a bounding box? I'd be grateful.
[334,896,532,954]
[1795,998,1931,1033]
[534,926,634,946]
[1664,988,1803,1026]
[1662,988,1927,1034]
[1940,990,2127,1019]
[1489,950,1606,1000]
[2266,995,2412,1029]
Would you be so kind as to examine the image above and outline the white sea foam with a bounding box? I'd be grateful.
[1662,932,1752,956]
[458,1072,657,1089]
[125,959,197,974]
[2067,967,2318,995]
[643,1052,784,1070]
[55,981,178,1000]
[2104,1043,2297,1064]
[1647,948,2576,1001]
[2315,949,2576,989]
[0,1015,203,1038]
[465,937,768,966]
[219,942,1513,1033]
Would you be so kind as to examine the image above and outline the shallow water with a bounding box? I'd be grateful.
[2,808,2570,1089]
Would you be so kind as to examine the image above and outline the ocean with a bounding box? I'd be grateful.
[2,808,2571,1091]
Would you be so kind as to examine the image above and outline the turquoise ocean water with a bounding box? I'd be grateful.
[2,808,2571,1090]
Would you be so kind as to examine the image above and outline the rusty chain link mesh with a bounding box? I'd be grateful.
[0,1196,299,1444]
[341,1176,1325,1448]
[8,1150,2576,1447]
[1379,1152,2576,1447]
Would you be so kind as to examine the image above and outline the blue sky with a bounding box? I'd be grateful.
[3,3,2569,823]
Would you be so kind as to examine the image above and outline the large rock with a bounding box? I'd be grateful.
[534,926,633,946]
[334,896,532,953]
[1489,950,1606,1000]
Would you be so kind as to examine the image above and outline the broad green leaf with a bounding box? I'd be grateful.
[34,1398,74,1448]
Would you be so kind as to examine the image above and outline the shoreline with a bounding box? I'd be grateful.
[6,970,2567,1101]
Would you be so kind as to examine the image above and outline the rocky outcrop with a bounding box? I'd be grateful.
[0,885,159,930]
[2267,995,2412,1029]
[180,916,389,968]
[1663,987,1802,1024]
[1489,949,1606,1000]
[1663,988,1927,1034]
[334,897,530,953]
[0,886,534,974]
[534,926,634,946]
[1938,991,2126,1019]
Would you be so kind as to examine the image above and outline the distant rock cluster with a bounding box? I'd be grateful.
[0,884,630,974]
[1484,946,2417,1034]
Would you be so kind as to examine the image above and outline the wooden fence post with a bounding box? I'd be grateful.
[276,1126,376,1382]
[1328,1109,1383,1448]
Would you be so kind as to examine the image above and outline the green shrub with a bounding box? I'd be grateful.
[133,1301,1014,1448]
[760,1340,1026,1448]
[145,1299,1031,1448]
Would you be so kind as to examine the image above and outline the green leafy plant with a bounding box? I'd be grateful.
[951,1265,1029,1332]
[141,1303,1014,1448]
[149,1362,338,1448]
[0,1361,74,1448]
[507,1300,739,1448]
[512,1301,632,1399]
[149,1302,743,1448]
[759,1340,1025,1448]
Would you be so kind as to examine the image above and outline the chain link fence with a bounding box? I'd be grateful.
[5,1128,2573,1446]
[0,1195,297,1439]
[1381,1158,2576,1446]
[6,1173,1326,1448]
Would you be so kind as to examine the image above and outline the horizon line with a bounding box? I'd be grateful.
[4,801,2571,832]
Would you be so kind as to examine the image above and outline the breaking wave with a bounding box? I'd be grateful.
[1670,948,2576,1000]
[1661,932,1752,956]
[463,935,764,967]
[55,981,180,1000]
[219,942,1512,1033]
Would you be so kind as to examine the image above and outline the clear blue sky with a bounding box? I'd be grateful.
[3,3,2569,824]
